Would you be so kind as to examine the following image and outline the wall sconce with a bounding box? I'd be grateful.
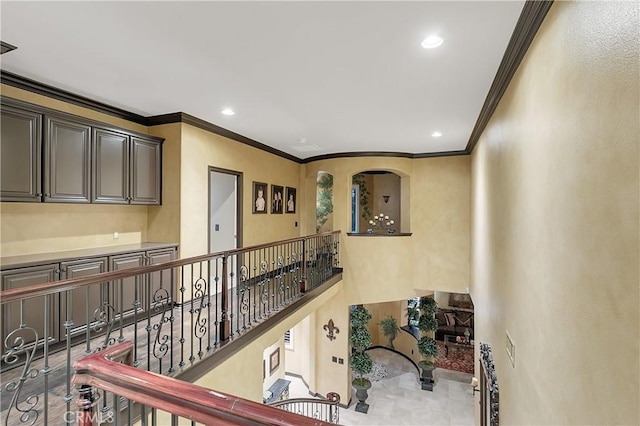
[471,377,480,394]
[382,195,390,204]
[323,319,339,341]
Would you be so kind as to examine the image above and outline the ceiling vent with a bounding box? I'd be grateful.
[0,41,18,55]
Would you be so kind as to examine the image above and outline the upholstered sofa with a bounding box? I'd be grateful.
[435,309,474,341]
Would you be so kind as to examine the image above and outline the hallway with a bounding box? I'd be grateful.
[287,347,475,425]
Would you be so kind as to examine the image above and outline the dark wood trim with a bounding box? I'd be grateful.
[0,96,164,144]
[148,112,301,163]
[302,150,468,163]
[0,41,18,55]
[73,341,337,426]
[1,70,148,125]
[465,0,554,153]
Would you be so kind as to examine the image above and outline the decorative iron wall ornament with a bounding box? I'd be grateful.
[480,342,499,426]
[323,319,339,341]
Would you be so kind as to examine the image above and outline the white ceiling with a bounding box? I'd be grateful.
[0,1,525,159]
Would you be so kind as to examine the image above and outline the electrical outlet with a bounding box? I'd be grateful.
[338,358,344,365]
[113,231,119,239]
[332,356,337,363]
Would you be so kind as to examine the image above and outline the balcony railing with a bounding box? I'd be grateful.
[1,231,341,425]
[72,341,338,426]
[268,392,341,424]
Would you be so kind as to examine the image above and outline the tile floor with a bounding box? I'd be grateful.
[286,348,475,426]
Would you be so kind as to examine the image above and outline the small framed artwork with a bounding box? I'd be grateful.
[253,181,268,214]
[271,184,284,214]
[269,347,280,374]
[285,187,296,214]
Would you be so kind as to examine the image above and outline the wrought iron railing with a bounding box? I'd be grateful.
[268,392,341,424]
[1,231,341,425]
[72,341,338,426]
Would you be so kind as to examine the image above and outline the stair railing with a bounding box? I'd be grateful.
[73,341,338,426]
[268,392,341,424]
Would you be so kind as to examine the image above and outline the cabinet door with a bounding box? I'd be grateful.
[1,264,59,350]
[60,257,107,337]
[44,116,91,203]
[109,252,145,319]
[146,248,176,310]
[93,128,129,204]
[0,105,42,202]
[130,137,161,205]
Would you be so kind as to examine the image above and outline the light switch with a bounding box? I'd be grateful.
[215,224,220,231]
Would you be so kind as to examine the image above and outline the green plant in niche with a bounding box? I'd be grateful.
[350,305,373,386]
[316,173,333,232]
[352,174,372,222]
[379,315,400,349]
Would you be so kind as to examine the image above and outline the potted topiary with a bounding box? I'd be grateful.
[350,305,373,413]
[417,296,438,391]
[379,315,400,349]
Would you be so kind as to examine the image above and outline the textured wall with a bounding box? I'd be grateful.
[471,1,639,424]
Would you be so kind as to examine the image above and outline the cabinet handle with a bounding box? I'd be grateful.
[36,193,42,197]
[54,269,60,274]
[45,193,50,197]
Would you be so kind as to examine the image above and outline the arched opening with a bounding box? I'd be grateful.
[351,171,403,234]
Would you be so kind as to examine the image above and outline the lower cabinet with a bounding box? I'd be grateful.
[59,257,107,337]
[0,244,178,355]
[1,264,60,349]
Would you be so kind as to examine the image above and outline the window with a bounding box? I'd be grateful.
[351,184,359,233]
[284,329,293,350]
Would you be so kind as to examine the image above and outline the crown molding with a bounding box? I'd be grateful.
[465,0,554,153]
[0,1,552,164]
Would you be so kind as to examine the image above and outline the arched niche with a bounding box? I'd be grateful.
[350,170,410,234]
[316,171,334,232]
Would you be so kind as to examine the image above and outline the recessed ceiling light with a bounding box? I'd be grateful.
[431,131,442,138]
[421,35,443,49]
[221,108,235,116]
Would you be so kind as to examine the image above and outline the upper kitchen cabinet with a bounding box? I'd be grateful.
[130,136,161,205]
[0,104,42,202]
[44,116,92,203]
[92,128,130,204]
[93,129,162,205]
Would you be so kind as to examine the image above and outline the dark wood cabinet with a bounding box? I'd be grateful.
[146,247,177,310]
[131,137,161,205]
[0,97,163,205]
[59,257,107,337]
[0,104,42,202]
[109,252,146,319]
[1,264,59,349]
[93,128,130,204]
[44,116,92,203]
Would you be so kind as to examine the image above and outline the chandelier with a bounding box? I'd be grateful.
[367,213,395,234]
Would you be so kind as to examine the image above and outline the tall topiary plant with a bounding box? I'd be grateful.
[417,296,438,391]
[350,305,373,413]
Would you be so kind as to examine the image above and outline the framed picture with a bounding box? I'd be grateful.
[271,184,284,214]
[253,181,268,214]
[285,187,296,214]
[269,347,280,374]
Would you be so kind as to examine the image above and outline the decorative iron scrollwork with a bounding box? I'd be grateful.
[3,326,40,425]
[93,302,117,351]
[152,288,171,359]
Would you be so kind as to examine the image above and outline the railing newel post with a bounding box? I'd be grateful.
[220,253,231,342]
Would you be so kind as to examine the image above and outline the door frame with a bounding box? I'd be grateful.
[207,166,243,252]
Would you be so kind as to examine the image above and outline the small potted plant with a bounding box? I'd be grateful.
[350,305,373,413]
[417,296,438,391]
[379,315,400,349]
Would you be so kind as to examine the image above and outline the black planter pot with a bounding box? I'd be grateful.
[352,378,372,413]
[418,360,436,391]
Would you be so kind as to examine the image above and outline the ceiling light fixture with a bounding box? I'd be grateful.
[421,35,443,49]
[221,108,235,116]
[431,131,442,138]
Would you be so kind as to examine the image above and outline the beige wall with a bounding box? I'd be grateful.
[195,282,348,403]
[0,85,150,257]
[305,155,471,305]
[471,2,639,425]
[178,124,301,258]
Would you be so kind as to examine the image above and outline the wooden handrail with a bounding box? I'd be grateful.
[0,230,340,304]
[268,392,340,408]
[73,341,336,426]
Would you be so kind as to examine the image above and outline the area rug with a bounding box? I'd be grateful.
[434,340,474,374]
